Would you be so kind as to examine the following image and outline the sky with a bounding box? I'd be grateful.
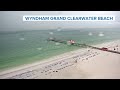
[0,11,120,31]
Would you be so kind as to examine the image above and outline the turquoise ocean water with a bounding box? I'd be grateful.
[0,28,120,70]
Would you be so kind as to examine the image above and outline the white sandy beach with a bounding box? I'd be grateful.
[0,40,120,79]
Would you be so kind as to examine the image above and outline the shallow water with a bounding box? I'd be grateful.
[0,28,120,70]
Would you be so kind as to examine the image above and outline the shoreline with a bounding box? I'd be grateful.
[0,39,120,79]
[0,39,116,72]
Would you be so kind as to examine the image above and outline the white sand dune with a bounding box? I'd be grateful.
[0,40,120,79]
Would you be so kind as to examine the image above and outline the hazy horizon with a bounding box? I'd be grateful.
[0,11,120,31]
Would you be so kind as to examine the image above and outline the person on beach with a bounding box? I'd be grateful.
[116,45,118,51]
[114,48,115,50]
[75,60,77,63]
[88,50,90,52]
